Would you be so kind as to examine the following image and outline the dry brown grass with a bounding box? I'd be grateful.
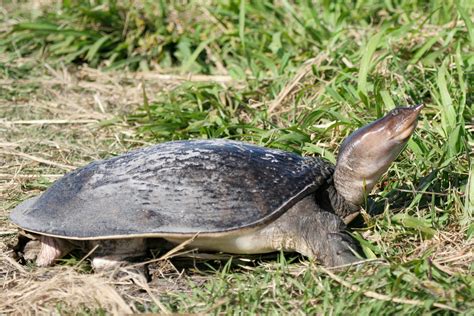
[0,61,204,313]
[1,256,133,314]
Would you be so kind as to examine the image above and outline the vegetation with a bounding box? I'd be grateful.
[0,0,472,314]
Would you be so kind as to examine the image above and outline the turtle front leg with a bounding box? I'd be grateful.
[89,238,147,269]
[298,211,361,266]
[264,197,362,266]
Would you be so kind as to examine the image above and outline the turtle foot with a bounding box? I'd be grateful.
[319,231,363,267]
[92,256,150,282]
[91,256,128,271]
[293,208,364,267]
[11,233,73,266]
[23,239,42,262]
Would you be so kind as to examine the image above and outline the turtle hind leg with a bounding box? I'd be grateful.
[89,238,150,281]
[35,236,75,267]
[89,238,147,270]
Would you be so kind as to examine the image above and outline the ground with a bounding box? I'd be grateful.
[0,0,473,314]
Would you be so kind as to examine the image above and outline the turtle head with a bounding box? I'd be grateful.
[334,104,423,206]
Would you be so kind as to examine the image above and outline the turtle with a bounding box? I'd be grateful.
[9,105,423,270]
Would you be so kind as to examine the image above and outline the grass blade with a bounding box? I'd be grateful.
[239,0,246,49]
[392,214,436,238]
[457,2,474,47]
[358,31,384,98]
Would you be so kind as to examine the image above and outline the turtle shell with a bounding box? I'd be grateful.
[10,140,334,239]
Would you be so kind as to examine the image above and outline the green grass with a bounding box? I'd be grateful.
[156,259,471,314]
[1,0,473,314]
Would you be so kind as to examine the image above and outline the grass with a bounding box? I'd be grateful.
[0,0,473,314]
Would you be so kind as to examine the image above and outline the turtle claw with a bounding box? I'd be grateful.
[118,265,151,284]
[325,232,363,267]
[22,239,42,262]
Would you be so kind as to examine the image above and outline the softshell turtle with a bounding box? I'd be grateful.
[10,105,423,269]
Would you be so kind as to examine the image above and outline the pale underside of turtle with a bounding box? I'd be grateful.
[11,140,359,269]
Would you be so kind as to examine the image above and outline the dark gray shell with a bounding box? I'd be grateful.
[10,140,334,239]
